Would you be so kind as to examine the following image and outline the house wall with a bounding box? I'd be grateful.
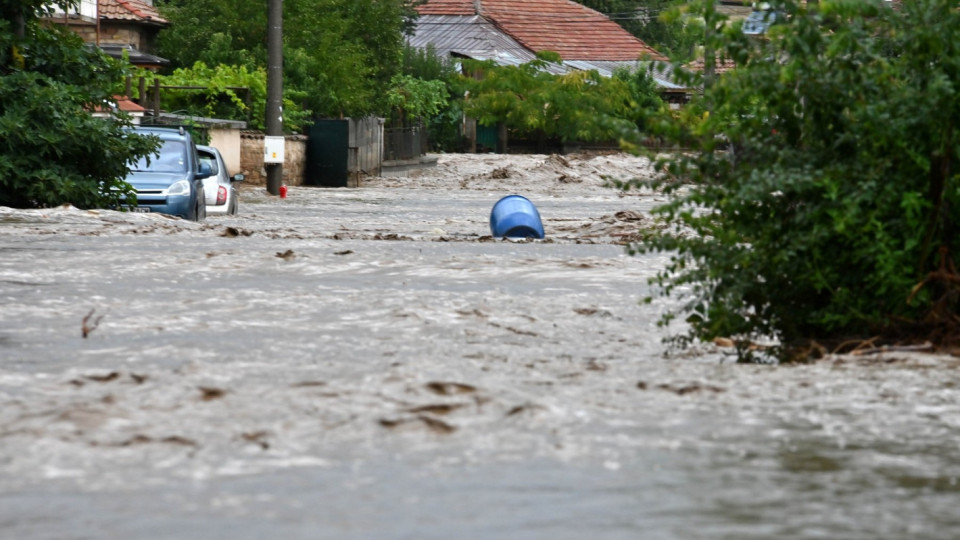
[208,128,242,175]
[98,24,148,50]
[239,132,308,186]
[59,21,147,50]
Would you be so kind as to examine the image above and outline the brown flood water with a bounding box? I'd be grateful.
[1,153,959,539]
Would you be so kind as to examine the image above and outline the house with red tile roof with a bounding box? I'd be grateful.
[411,0,690,152]
[410,0,686,100]
[45,0,170,70]
[413,0,666,63]
[477,0,666,62]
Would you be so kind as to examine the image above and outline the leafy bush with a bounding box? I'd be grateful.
[401,43,466,151]
[135,62,309,132]
[638,0,960,360]
[386,74,448,128]
[0,14,157,210]
[459,55,646,145]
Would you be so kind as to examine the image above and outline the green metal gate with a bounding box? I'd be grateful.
[306,120,349,187]
[476,124,499,153]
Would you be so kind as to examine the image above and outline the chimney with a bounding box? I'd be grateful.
[474,0,482,15]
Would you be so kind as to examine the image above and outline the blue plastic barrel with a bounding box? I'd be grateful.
[489,195,545,239]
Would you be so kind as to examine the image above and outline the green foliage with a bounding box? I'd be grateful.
[386,74,448,127]
[638,0,960,359]
[613,65,665,130]
[402,43,456,82]
[459,58,651,145]
[135,62,308,131]
[155,0,416,119]
[0,12,157,210]
[401,43,467,150]
[155,0,265,69]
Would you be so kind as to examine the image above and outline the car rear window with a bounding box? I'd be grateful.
[198,152,220,175]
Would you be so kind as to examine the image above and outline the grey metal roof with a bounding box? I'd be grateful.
[410,14,685,90]
[155,112,247,129]
[562,60,685,91]
[97,43,170,67]
[410,15,545,66]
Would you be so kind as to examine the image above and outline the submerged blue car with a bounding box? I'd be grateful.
[124,126,212,221]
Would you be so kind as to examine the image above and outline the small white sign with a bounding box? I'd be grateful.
[263,136,285,164]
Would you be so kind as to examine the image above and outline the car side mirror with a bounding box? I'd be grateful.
[197,161,213,180]
[231,173,245,183]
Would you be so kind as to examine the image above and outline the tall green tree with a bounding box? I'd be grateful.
[0,0,157,209]
[155,0,418,119]
[638,0,960,360]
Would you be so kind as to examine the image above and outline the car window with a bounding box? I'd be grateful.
[198,152,220,175]
[133,140,188,173]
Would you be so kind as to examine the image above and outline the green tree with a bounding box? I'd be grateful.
[460,54,644,146]
[155,0,417,119]
[613,65,664,131]
[0,0,157,209]
[638,0,960,360]
[401,43,465,151]
[386,74,448,127]
[134,62,309,132]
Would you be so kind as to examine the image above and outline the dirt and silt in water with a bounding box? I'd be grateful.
[1,152,959,538]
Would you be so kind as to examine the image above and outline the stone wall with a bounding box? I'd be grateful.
[239,132,308,186]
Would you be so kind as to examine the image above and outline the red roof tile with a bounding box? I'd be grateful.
[115,95,146,112]
[92,95,146,113]
[98,0,168,25]
[416,0,664,61]
[684,58,737,75]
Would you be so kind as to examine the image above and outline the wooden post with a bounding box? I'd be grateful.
[152,78,161,118]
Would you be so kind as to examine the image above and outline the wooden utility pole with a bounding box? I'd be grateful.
[266,0,284,195]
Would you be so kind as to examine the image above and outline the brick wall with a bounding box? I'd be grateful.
[239,132,307,186]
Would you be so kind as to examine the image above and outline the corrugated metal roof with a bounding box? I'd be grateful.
[563,60,685,90]
[96,43,170,67]
[410,15,532,61]
[410,15,568,74]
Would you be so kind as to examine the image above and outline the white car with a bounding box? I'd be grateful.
[198,145,243,215]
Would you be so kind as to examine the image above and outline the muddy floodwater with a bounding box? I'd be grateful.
[2,153,959,539]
